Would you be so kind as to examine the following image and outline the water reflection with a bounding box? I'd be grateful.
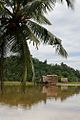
[0,85,80,108]
[42,85,80,101]
[42,86,57,97]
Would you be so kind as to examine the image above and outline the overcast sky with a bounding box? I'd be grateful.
[29,0,80,70]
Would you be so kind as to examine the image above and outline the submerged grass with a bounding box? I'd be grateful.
[4,81,34,86]
[4,81,80,86]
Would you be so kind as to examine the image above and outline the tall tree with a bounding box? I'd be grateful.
[0,0,73,88]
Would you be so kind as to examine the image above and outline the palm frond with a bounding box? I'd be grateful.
[60,0,74,8]
[22,24,40,48]
[20,0,55,24]
[27,20,68,57]
[55,44,68,58]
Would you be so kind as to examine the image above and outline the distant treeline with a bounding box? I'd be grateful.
[4,56,80,82]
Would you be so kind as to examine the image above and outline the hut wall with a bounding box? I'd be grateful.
[61,78,68,83]
[42,75,58,85]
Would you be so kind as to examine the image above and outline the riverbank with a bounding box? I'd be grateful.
[4,81,34,86]
[57,82,80,86]
[3,81,80,86]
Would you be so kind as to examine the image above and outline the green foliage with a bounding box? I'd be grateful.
[4,56,80,83]
[0,0,74,88]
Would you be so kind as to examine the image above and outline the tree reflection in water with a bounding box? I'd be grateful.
[0,85,80,108]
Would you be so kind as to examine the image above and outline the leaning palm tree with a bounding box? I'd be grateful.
[0,0,74,89]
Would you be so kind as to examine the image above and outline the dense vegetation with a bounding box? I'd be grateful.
[4,56,80,82]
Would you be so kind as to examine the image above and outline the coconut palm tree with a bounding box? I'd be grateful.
[0,0,73,89]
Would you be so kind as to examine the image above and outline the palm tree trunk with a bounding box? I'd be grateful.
[21,40,35,86]
[31,58,35,85]
[22,64,27,88]
[0,61,4,91]
[21,41,28,88]
[0,43,4,92]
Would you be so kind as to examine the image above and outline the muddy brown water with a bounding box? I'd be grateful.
[0,85,80,120]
